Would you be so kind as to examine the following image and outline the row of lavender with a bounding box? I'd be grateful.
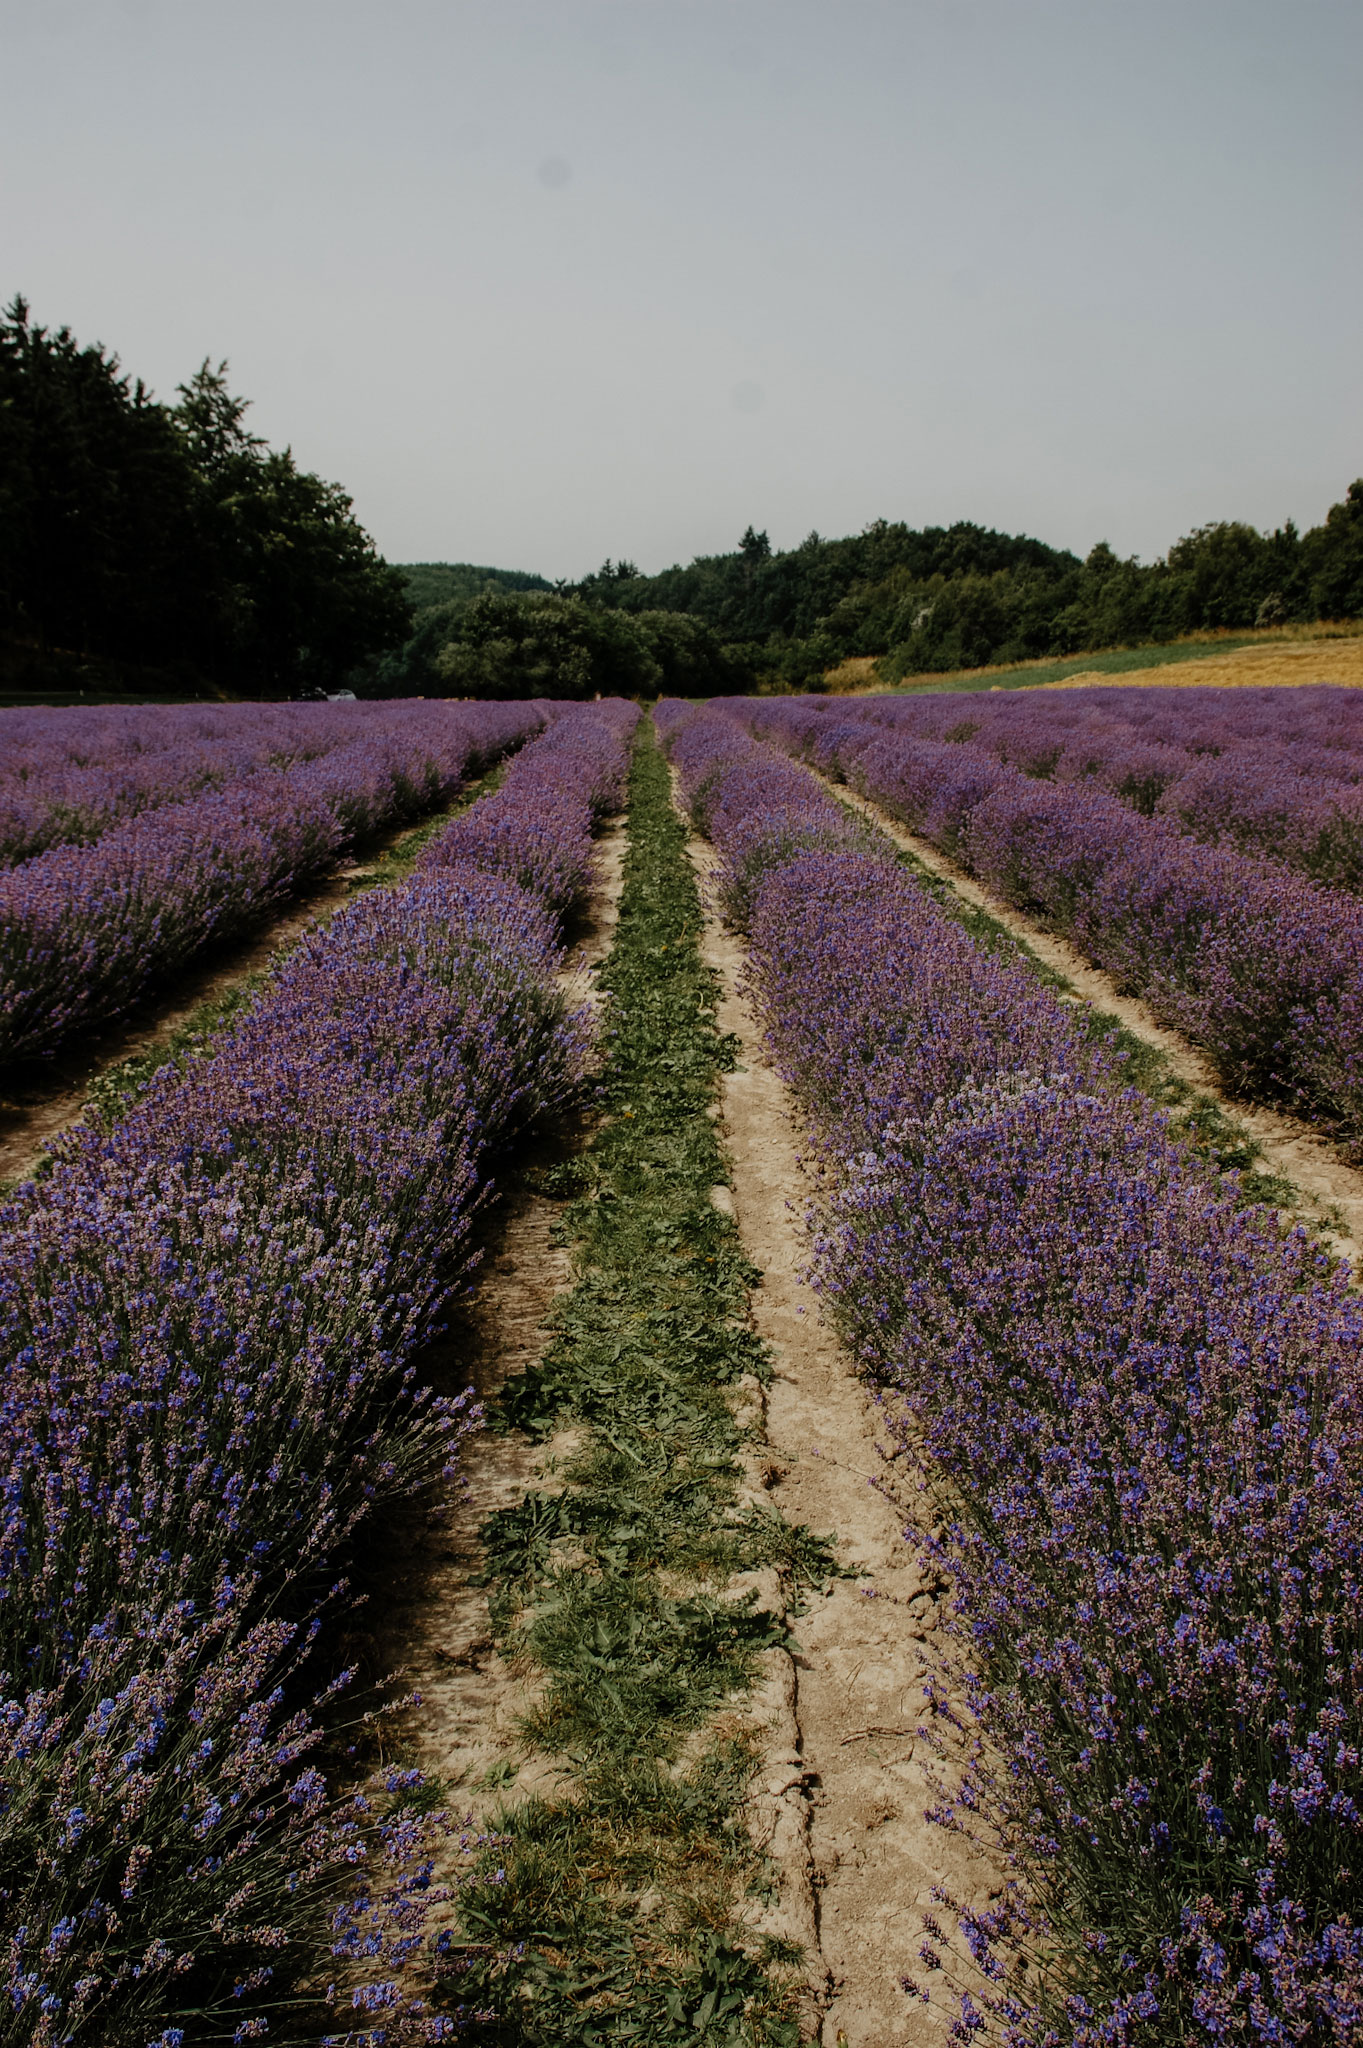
[417,700,632,913]
[0,703,436,868]
[659,700,1363,2048]
[0,702,320,773]
[731,694,1363,1148]
[847,683,1363,892]
[0,700,639,2047]
[0,701,544,1066]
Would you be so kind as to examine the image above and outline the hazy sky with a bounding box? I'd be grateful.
[3,0,1360,577]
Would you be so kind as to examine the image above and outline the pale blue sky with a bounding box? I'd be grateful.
[2,0,1359,577]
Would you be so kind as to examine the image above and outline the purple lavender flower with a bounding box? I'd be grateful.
[418,699,637,916]
[724,689,1363,1146]
[0,701,547,1064]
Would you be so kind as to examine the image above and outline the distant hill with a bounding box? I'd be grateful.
[397,562,552,610]
[571,521,1077,641]
[360,562,556,694]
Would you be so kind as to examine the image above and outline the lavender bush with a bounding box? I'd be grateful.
[665,709,873,925]
[809,684,1363,890]
[729,694,1363,1147]
[0,702,468,868]
[418,699,638,916]
[0,702,543,1065]
[660,702,1363,2047]
[0,704,636,2044]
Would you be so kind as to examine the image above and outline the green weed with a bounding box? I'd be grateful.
[447,726,816,2045]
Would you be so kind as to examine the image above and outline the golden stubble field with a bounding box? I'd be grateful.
[826,628,1363,697]
[1041,635,1363,690]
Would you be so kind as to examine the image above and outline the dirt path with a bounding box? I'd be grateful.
[688,826,995,2048]
[827,778,1363,1268]
[0,803,476,1189]
[365,817,626,1837]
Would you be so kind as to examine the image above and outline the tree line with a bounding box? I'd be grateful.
[381,493,1363,699]
[365,586,751,699]
[0,298,749,702]
[0,297,409,696]
[563,500,1363,686]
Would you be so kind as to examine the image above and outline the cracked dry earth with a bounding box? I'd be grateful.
[828,776,1363,1272]
[689,830,995,2048]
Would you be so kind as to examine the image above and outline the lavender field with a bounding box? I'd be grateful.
[0,701,551,1065]
[731,690,1363,1146]
[2,687,1361,2047]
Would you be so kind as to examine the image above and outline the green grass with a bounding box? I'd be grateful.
[882,635,1267,694]
[446,726,827,2045]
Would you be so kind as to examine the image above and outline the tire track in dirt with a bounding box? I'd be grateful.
[827,775,1363,1268]
[686,822,996,2048]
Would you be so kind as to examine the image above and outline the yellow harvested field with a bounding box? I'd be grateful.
[1040,637,1363,691]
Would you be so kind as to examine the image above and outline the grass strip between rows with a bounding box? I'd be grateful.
[448,723,829,2045]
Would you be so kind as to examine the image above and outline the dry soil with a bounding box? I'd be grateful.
[690,824,996,2048]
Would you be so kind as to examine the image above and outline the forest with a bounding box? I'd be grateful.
[368,583,752,699]
[565,496,1363,687]
[375,492,1363,698]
